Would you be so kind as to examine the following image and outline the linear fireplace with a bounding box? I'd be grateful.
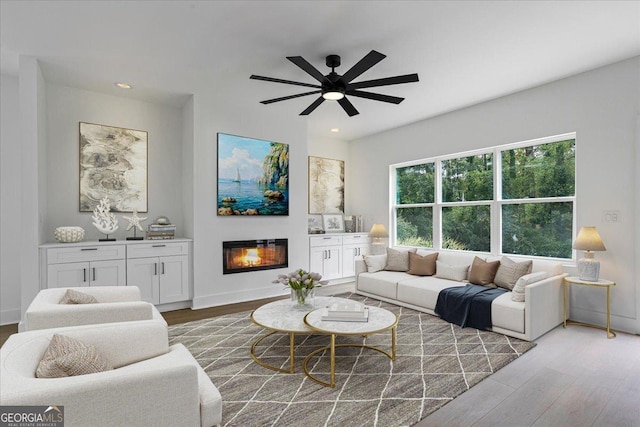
[223,239,288,274]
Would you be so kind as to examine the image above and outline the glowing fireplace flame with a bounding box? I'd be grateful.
[244,248,260,266]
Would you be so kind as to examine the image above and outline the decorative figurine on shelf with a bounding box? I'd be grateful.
[123,209,147,240]
[92,197,119,241]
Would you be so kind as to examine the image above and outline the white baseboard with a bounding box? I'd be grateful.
[570,306,638,335]
[1,308,21,326]
[192,287,289,310]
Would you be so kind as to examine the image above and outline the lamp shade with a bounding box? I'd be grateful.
[369,224,389,238]
[572,227,606,251]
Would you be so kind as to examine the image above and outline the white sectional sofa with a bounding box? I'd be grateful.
[356,249,567,341]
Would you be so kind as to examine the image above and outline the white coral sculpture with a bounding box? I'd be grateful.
[92,197,119,235]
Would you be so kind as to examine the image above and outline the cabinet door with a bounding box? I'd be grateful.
[89,260,126,287]
[323,247,342,280]
[126,258,160,304]
[47,262,89,288]
[309,247,326,276]
[342,246,359,278]
[159,256,189,304]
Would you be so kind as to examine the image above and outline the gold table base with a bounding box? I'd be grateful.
[563,276,616,339]
[302,326,397,388]
[250,331,297,373]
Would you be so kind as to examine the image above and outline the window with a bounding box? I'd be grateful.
[391,134,576,259]
[394,163,434,247]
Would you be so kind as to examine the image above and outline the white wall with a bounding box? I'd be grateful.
[44,84,186,241]
[190,94,308,308]
[0,74,22,324]
[350,57,640,334]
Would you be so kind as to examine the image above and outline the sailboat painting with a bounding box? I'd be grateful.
[217,133,289,216]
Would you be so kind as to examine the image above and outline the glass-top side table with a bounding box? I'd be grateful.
[563,276,616,338]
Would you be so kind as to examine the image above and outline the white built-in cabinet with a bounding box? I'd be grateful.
[341,234,370,278]
[126,242,189,305]
[309,233,369,283]
[39,239,192,306]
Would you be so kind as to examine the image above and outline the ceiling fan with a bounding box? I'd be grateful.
[250,50,419,117]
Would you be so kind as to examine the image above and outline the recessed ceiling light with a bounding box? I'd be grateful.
[331,128,340,133]
[114,82,133,89]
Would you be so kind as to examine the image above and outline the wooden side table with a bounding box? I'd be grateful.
[563,276,616,338]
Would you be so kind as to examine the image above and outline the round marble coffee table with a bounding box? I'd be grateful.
[302,306,398,387]
[250,297,350,373]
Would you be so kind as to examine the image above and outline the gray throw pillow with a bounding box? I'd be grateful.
[59,289,98,304]
[36,334,112,378]
[494,256,533,290]
[384,247,416,271]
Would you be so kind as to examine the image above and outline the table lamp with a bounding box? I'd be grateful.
[572,226,606,281]
[369,224,389,255]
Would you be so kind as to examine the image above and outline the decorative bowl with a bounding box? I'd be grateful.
[54,226,85,243]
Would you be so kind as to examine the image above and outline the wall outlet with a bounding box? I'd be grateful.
[603,210,620,223]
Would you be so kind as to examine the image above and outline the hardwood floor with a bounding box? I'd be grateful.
[2,283,638,426]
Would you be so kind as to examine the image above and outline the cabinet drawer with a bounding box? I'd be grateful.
[310,235,342,247]
[342,234,369,245]
[127,242,189,258]
[46,245,126,264]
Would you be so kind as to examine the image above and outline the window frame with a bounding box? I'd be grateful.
[390,132,576,260]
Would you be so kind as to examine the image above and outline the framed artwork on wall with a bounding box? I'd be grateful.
[217,133,289,216]
[308,156,345,214]
[322,214,344,233]
[308,214,323,233]
[79,122,148,212]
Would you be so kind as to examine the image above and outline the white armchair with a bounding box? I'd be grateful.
[1,321,222,427]
[24,286,167,331]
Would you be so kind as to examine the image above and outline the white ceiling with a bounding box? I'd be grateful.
[2,1,639,141]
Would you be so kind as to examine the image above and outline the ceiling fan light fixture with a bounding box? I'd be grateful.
[322,90,345,101]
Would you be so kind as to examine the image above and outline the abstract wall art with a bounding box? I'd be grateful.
[308,156,344,213]
[79,122,148,212]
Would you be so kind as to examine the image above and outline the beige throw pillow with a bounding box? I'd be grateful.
[363,254,387,273]
[434,261,469,282]
[384,248,416,272]
[468,256,500,286]
[494,256,533,290]
[59,289,98,304]
[36,334,112,378]
[511,271,549,302]
[407,252,438,276]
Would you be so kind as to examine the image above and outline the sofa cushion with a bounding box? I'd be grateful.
[512,271,549,302]
[396,276,466,311]
[357,271,413,299]
[363,254,387,273]
[36,334,113,378]
[385,247,416,271]
[491,293,525,334]
[494,256,532,290]
[59,289,98,304]
[434,261,469,282]
[468,256,500,286]
[407,252,438,276]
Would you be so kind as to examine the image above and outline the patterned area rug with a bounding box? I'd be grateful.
[168,293,536,427]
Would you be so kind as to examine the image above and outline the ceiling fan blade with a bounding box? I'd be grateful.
[250,75,322,89]
[338,97,359,116]
[300,96,325,115]
[347,73,419,90]
[341,50,386,83]
[286,56,328,83]
[346,90,404,104]
[260,90,322,105]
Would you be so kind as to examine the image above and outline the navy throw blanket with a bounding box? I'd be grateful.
[434,284,507,330]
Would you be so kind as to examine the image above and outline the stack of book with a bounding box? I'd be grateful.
[321,301,369,322]
[146,224,176,240]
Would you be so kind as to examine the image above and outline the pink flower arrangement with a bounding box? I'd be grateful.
[272,268,328,291]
